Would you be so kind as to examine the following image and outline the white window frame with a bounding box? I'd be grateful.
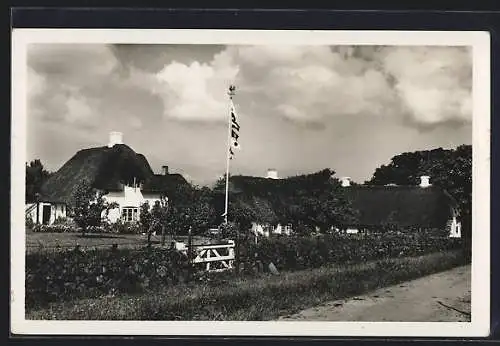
[121,207,139,222]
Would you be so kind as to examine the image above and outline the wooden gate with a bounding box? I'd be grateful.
[191,240,235,272]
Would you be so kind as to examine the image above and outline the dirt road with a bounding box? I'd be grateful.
[279,265,471,322]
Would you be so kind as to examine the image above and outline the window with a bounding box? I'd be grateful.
[121,207,139,222]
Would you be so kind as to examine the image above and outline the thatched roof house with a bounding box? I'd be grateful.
[27,132,189,225]
[214,170,462,237]
[40,143,188,205]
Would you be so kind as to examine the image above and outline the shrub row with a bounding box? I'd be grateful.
[240,230,463,271]
[30,220,143,234]
[26,230,462,309]
[27,249,467,320]
[25,246,190,309]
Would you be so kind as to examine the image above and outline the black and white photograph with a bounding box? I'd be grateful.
[11,29,490,337]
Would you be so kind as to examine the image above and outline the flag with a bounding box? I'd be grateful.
[229,105,240,159]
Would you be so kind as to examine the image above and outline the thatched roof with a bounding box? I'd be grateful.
[40,144,189,205]
[141,173,190,195]
[342,185,459,228]
[219,169,336,197]
[214,170,460,229]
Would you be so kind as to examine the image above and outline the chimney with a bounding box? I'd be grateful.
[162,165,169,175]
[340,177,351,187]
[419,175,431,188]
[266,168,279,179]
[108,131,123,148]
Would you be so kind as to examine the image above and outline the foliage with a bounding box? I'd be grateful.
[25,247,190,309]
[218,221,239,239]
[139,201,153,233]
[25,215,35,231]
[105,220,142,235]
[27,250,466,320]
[139,201,160,245]
[26,228,462,311]
[150,185,217,238]
[70,181,118,236]
[25,159,51,203]
[32,224,75,233]
[32,223,107,234]
[213,169,359,233]
[53,216,78,227]
[240,230,462,271]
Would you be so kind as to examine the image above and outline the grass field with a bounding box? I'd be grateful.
[26,230,211,253]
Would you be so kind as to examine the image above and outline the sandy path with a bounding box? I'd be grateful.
[279,265,471,322]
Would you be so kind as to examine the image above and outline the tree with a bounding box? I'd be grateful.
[139,201,164,246]
[281,170,359,233]
[212,169,359,235]
[139,201,153,237]
[166,185,216,236]
[70,181,118,236]
[143,184,216,246]
[25,159,51,202]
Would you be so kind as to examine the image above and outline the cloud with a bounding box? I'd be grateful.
[111,44,226,73]
[28,44,118,84]
[28,43,472,130]
[138,45,471,129]
[27,43,473,185]
[379,46,472,126]
[28,44,120,128]
[152,60,238,122]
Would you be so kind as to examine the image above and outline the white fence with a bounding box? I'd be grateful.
[176,240,235,272]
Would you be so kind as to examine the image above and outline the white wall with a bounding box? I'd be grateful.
[449,216,462,238]
[50,203,66,223]
[251,223,269,237]
[25,202,66,225]
[25,203,37,224]
[103,186,163,223]
[251,222,292,237]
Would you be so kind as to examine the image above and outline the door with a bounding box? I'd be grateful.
[42,205,51,225]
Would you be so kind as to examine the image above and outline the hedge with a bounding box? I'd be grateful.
[26,230,462,310]
[30,221,142,234]
[26,246,190,309]
[27,249,467,320]
[240,230,463,271]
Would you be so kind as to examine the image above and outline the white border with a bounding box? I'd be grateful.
[11,29,491,337]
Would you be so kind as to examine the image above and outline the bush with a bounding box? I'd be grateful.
[25,246,190,309]
[25,215,35,231]
[106,220,142,234]
[241,229,462,271]
[32,224,76,233]
[53,217,78,228]
[86,225,108,234]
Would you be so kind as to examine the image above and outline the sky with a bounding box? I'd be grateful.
[26,44,472,186]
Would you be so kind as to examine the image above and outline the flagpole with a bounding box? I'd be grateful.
[224,85,236,224]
